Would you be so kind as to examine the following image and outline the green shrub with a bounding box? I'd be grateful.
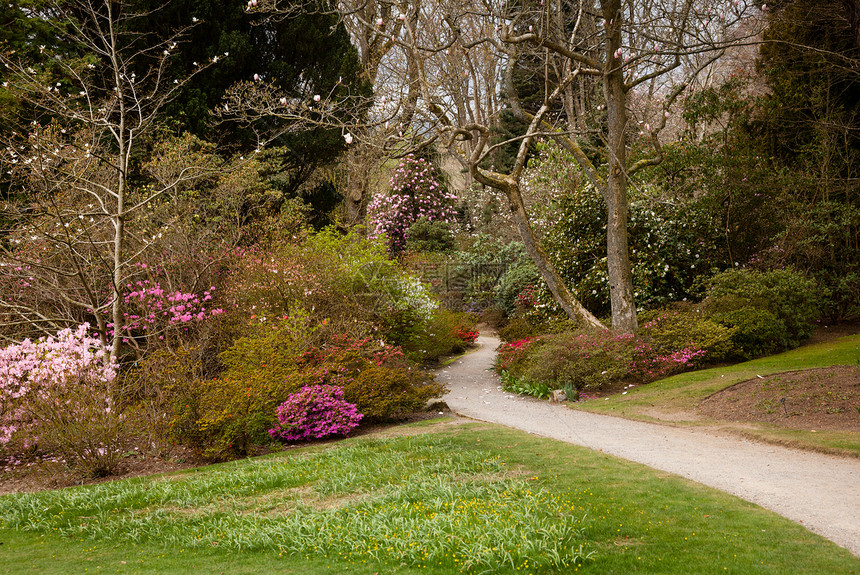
[495,260,540,315]
[391,308,477,363]
[499,370,552,399]
[519,332,631,391]
[709,307,787,360]
[639,308,737,362]
[343,365,445,422]
[497,316,581,343]
[703,268,820,357]
[405,218,456,253]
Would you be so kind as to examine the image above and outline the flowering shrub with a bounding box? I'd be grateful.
[269,385,362,442]
[367,154,458,255]
[453,326,479,343]
[114,278,224,350]
[0,324,124,476]
[185,324,444,458]
[496,337,535,372]
[496,329,705,397]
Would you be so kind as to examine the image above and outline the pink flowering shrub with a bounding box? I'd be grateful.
[495,329,705,396]
[367,154,458,254]
[269,385,363,442]
[0,324,125,476]
[112,278,224,352]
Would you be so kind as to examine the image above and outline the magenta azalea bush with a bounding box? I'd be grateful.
[367,154,458,254]
[268,385,363,442]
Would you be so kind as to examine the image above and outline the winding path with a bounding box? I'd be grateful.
[438,334,860,557]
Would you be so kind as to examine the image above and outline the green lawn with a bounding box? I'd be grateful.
[1,421,857,574]
[573,334,860,456]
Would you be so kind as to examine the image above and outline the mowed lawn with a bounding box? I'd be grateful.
[1,420,857,574]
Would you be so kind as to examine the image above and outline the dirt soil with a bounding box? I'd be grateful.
[700,366,860,431]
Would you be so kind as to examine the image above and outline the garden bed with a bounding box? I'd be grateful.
[699,366,860,432]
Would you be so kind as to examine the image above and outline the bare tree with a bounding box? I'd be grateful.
[437,0,763,331]
[223,0,764,332]
[0,0,218,358]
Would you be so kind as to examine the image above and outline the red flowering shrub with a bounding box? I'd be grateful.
[453,326,479,344]
[496,337,535,372]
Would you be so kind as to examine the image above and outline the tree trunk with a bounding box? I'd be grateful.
[842,0,860,49]
[602,0,638,333]
[473,168,605,330]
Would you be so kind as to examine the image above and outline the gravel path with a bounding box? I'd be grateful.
[438,334,860,557]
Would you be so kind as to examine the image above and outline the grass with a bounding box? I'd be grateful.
[2,420,858,574]
[571,334,860,456]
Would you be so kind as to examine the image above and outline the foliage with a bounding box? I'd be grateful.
[497,318,540,343]
[495,259,540,315]
[343,365,444,423]
[188,312,323,457]
[639,307,738,363]
[702,268,820,358]
[536,142,721,318]
[269,385,362,442]
[181,319,442,457]
[137,0,369,187]
[404,217,456,253]
[224,228,440,347]
[392,308,477,363]
[497,330,704,396]
[0,324,123,476]
[367,154,457,255]
[499,369,552,399]
[496,316,580,343]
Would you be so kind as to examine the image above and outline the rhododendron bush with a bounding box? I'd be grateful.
[0,324,126,475]
[496,329,705,397]
[367,154,458,255]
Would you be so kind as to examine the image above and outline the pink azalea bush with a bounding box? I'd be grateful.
[367,154,458,254]
[0,324,123,474]
[268,384,363,442]
[111,278,224,350]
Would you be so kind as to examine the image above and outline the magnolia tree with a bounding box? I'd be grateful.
[0,0,219,357]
